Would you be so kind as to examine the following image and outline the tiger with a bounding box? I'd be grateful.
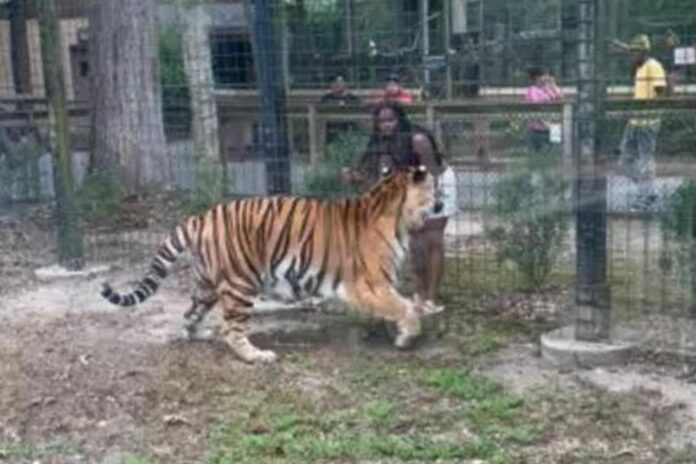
[100,165,438,363]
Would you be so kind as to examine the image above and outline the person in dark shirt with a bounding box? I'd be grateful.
[320,75,360,106]
[320,75,361,144]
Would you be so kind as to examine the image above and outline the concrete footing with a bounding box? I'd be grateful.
[541,325,637,368]
[35,264,113,282]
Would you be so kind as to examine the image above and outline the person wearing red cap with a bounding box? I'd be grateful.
[371,73,414,105]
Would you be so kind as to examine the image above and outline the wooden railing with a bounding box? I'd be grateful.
[214,91,696,167]
[3,91,696,167]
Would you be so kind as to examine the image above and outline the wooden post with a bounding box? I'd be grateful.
[426,103,435,130]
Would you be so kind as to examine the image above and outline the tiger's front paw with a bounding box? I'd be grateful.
[248,349,278,363]
[394,313,421,349]
[394,333,416,349]
[413,295,445,317]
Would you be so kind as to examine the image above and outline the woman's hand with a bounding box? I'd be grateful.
[341,168,362,185]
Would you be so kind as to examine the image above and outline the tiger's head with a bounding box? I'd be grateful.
[366,165,435,231]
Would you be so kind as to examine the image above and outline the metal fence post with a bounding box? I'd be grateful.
[38,0,84,270]
[574,0,610,341]
[250,0,292,194]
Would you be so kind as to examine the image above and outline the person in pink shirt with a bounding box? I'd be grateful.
[525,66,563,152]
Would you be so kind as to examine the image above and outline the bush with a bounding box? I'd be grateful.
[181,160,228,216]
[76,171,121,222]
[0,131,43,201]
[302,131,366,198]
[486,150,570,290]
[662,180,696,313]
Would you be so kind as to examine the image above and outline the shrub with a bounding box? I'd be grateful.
[486,150,570,290]
[75,170,121,222]
[662,180,696,313]
[181,160,228,216]
[302,131,365,198]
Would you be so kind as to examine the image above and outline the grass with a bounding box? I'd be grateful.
[204,362,540,464]
[362,399,396,427]
[123,454,156,464]
[420,368,540,451]
[0,440,79,462]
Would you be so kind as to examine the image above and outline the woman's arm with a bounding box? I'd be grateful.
[411,132,443,175]
[342,149,375,185]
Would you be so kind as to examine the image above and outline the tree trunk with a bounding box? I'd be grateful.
[89,0,169,194]
[179,1,220,162]
[38,0,84,270]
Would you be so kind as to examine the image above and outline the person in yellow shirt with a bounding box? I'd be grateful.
[614,34,668,211]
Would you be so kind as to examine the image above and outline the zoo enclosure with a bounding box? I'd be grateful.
[1,0,696,344]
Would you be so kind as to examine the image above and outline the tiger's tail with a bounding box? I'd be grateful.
[101,221,192,307]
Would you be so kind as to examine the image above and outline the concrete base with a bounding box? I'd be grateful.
[541,325,637,368]
[35,264,113,282]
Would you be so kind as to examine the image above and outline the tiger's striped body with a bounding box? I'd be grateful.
[101,167,435,363]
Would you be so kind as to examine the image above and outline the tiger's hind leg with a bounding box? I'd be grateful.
[219,293,277,363]
[183,292,218,341]
[181,267,220,339]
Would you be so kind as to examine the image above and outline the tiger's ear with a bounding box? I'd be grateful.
[411,165,428,184]
[380,165,393,177]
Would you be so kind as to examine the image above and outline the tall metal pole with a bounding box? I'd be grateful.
[443,0,453,99]
[574,0,610,341]
[250,0,291,194]
[420,0,430,93]
[345,0,354,82]
[38,0,84,270]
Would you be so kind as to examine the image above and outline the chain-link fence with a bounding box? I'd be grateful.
[1,0,696,348]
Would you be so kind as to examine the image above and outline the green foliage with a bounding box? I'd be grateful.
[206,407,501,463]
[75,171,121,222]
[662,180,696,312]
[421,367,503,401]
[181,160,228,216]
[0,132,43,201]
[122,455,155,464]
[0,440,78,461]
[159,27,187,86]
[625,0,696,33]
[158,26,191,136]
[362,400,395,427]
[486,150,570,290]
[664,180,696,240]
[301,131,365,198]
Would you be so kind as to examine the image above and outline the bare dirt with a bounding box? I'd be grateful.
[1,205,696,463]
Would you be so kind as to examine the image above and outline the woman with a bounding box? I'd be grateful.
[524,66,563,152]
[343,101,456,305]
